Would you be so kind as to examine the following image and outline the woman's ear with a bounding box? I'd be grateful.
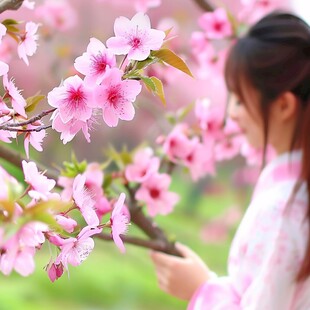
[273,92,299,122]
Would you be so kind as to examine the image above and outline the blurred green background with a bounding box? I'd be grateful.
[0,161,251,310]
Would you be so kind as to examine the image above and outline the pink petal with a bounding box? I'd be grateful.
[103,106,119,127]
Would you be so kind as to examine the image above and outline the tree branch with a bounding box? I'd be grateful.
[0,0,24,14]
[0,108,56,129]
[96,232,178,253]
[192,0,214,11]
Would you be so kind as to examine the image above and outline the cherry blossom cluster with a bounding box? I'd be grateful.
[48,12,166,143]
[0,159,130,282]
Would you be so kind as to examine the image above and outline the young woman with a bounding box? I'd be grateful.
[150,12,310,309]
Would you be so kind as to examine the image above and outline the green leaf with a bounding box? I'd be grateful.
[2,19,20,33]
[61,153,87,177]
[150,76,166,106]
[25,94,46,113]
[140,76,157,92]
[176,102,195,121]
[152,49,194,78]
[135,57,158,71]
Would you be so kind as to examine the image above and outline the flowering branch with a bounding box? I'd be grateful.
[2,124,52,132]
[0,0,24,13]
[192,0,214,11]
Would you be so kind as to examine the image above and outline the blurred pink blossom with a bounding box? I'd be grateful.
[134,0,161,12]
[23,123,46,158]
[74,38,116,85]
[92,68,142,127]
[106,12,165,61]
[239,0,289,23]
[22,0,35,10]
[72,174,99,226]
[182,138,215,181]
[198,8,233,40]
[55,215,77,233]
[163,124,192,161]
[3,74,27,117]
[35,0,77,32]
[17,22,39,66]
[110,193,130,253]
[0,23,7,44]
[135,173,179,217]
[22,160,56,201]
[125,147,160,183]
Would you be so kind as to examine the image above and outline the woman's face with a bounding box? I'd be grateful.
[227,88,264,149]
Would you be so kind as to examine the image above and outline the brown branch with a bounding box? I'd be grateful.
[96,232,178,253]
[0,108,56,129]
[2,125,52,132]
[0,0,24,14]
[192,0,214,11]
[0,143,59,181]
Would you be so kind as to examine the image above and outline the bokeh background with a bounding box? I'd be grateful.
[0,0,309,309]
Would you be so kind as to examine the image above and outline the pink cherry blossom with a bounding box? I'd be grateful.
[35,0,77,32]
[74,38,116,85]
[0,61,9,76]
[23,123,46,158]
[92,68,142,127]
[0,243,35,276]
[198,8,233,40]
[51,110,92,144]
[0,23,7,44]
[0,165,19,200]
[125,148,160,183]
[17,22,39,66]
[110,193,130,253]
[106,12,165,61]
[55,215,77,233]
[72,174,99,226]
[135,173,179,217]
[163,124,192,161]
[239,0,288,24]
[182,138,215,181]
[22,160,56,201]
[22,0,35,9]
[3,74,27,118]
[55,226,102,270]
[22,160,56,200]
[48,75,93,124]
[134,0,161,13]
[195,98,224,138]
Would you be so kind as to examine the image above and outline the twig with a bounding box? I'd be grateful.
[192,0,214,11]
[0,108,56,129]
[3,125,52,132]
[0,0,24,14]
[96,232,181,255]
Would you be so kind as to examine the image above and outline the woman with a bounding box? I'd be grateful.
[151,11,310,309]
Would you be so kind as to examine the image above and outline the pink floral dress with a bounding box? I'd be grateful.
[189,151,310,310]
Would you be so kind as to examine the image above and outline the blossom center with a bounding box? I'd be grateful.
[214,21,224,32]
[150,188,160,199]
[131,37,142,49]
[67,86,86,107]
[107,87,121,107]
[91,53,107,75]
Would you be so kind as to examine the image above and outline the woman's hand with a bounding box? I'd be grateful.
[150,242,213,301]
